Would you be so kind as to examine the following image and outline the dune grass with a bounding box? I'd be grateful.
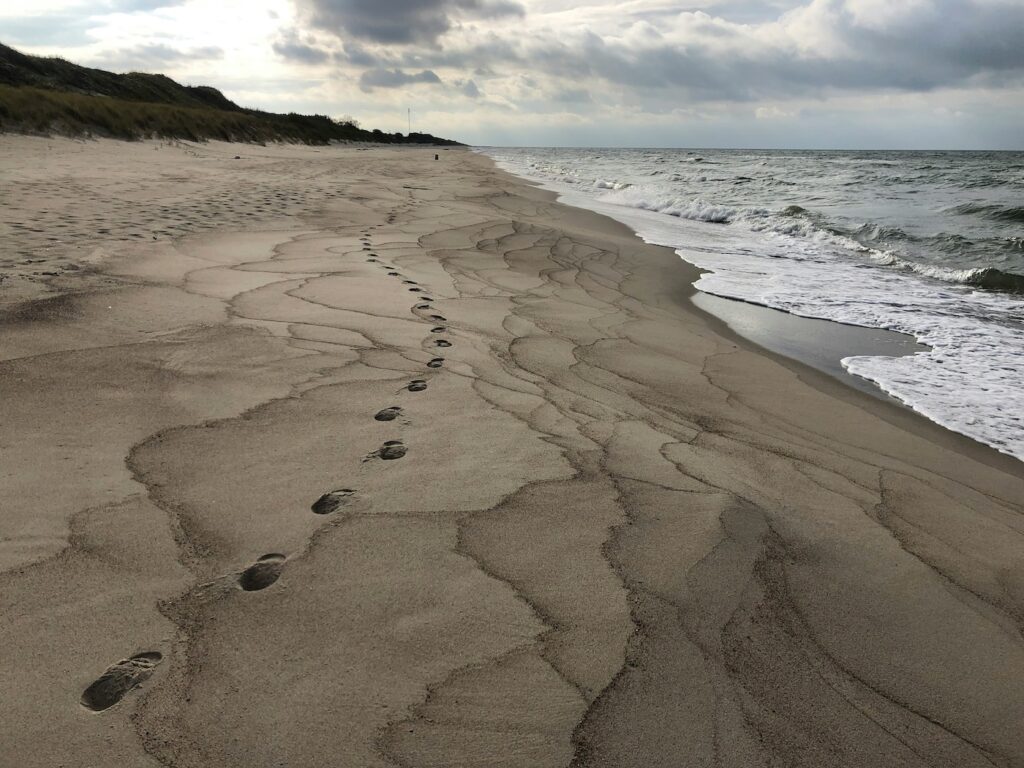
[0,84,450,145]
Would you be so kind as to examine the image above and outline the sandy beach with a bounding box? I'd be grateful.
[2,136,1023,767]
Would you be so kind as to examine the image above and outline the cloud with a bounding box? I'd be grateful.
[293,0,525,44]
[460,78,481,97]
[359,0,1024,102]
[272,30,331,64]
[0,15,97,47]
[107,0,189,10]
[358,67,443,91]
[92,43,224,71]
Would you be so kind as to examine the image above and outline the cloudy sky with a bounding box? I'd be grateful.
[3,0,1023,147]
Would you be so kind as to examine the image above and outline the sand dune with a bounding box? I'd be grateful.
[1,136,1022,767]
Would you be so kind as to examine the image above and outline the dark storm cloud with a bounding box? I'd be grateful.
[358,67,442,91]
[294,0,524,45]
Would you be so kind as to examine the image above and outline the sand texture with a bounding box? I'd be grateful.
[1,136,1023,768]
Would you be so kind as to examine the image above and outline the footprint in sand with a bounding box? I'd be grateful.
[81,652,163,712]
[407,379,428,392]
[402,280,418,285]
[414,303,431,310]
[434,339,452,348]
[311,488,357,515]
[430,326,446,333]
[408,287,423,293]
[427,358,445,368]
[367,258,378,263]
[388,272,400,277]
[429,315,447,322]
[362,245,372,251]
[239,554,286,591]
[370,440,407,461]
[374,405,403,421]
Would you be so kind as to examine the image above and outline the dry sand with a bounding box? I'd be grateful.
[1,135,1023,768]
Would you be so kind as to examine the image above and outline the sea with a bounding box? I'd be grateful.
[479,147,1024,463]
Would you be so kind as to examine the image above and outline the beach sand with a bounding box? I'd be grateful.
[1,136,1023,767]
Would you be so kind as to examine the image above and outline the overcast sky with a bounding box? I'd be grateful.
[4,0,1024,147]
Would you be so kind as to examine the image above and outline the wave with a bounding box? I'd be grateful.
[949,203,1024,223]
[595,187,743,223]
[594,179,631,191]
[596,187,1024,295]
[964,267,1024,293]
[870,253,1024,293]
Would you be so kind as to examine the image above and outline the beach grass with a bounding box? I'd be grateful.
[0,84,452,145]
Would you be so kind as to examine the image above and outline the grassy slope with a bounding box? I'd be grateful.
[0,43,461,145]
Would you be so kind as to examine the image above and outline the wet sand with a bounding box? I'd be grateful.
[1,135,1023,768]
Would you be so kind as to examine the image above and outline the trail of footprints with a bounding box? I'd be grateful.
[82,218,454,712]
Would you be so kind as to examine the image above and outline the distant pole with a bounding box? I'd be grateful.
[408,108,411,135]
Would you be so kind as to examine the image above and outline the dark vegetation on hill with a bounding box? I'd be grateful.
[0,42,461,145]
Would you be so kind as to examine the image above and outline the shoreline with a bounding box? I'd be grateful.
[483,155,1022,477]
[2,136,1023,767]
[480,148,1024,465]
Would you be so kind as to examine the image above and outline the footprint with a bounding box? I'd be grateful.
[367,258,378,263]
[414,303,431,310]
[407,379,428,392]
[427,358,444,368]
[402,280,418,285]
[239,554,286,591]
[81,652,163,712]
[362,246,372,251]
[408,287,422,292]
[311,488,357,514]
[375,406,403,422]
[430,326,446,333]
[429,315,447,322]
[377,440,407,460]
[434,340,452,348]
[388,272,400,276]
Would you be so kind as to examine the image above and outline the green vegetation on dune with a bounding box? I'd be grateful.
[0,43,461,145]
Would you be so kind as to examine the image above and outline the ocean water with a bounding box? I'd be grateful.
[480,147,1024,462]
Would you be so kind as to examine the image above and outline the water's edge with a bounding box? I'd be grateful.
[479,146,1022,463]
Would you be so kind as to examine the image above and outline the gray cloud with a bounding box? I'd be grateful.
[358,67,442,91]
[272,30,331,64]
[578,1,1024,99]
[336,0,1024,102]
[294,0,524,44]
